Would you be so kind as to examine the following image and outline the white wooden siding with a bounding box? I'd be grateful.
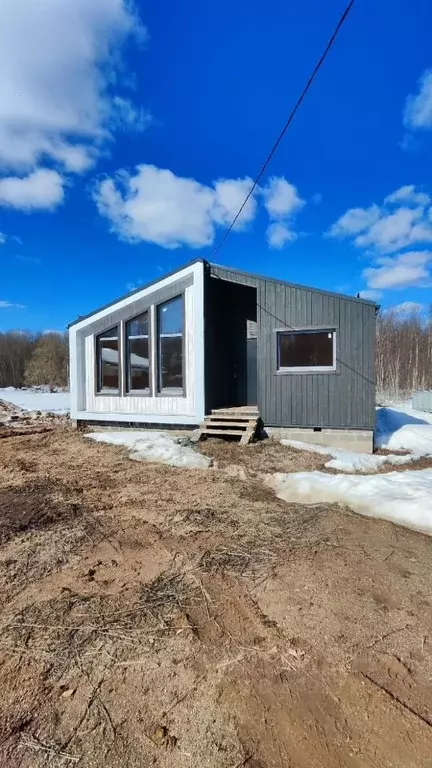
[70,261,205,424]
[85,285,196,417]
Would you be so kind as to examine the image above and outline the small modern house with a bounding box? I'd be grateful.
[69,259,376,452]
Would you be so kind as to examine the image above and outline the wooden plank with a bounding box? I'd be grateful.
[201,428,246,437]
[240,429,255,445]
[201,420,250,429]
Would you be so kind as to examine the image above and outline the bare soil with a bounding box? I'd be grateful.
[0,421,431,767]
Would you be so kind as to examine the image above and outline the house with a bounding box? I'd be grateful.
[69,258,376,452]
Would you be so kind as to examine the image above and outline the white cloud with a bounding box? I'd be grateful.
[391,301,424,314]
[266,222,298,249]
[260,177,305,249]
[261,177,304,219]
[329,186,432,254]
[94,165,286,248]
[0,0,146,171]
[362,251,432,290]
[213,177,257,229]
[0,0,147,207]
[0,169,64,210]
[94,165,216,248]
[359,289,382,301]
[385,185,430,207]
[111,96,152,133]
[328,205,381,237]
[330,190,432,294]
[0,299,25,309]
[94,165,261,248]
[354,207,431,253]
[0,232,6,244]
[404,70,432,130]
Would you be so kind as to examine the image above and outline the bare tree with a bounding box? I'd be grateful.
[24,333,68,389]
[0,331,37,387]
[376,307,432,398]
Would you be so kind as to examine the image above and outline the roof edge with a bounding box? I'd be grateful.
[68,257,205,329]
[209,261,377,307]
[69,255,377,330]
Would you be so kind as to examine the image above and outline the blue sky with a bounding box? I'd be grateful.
[0,0,432,332]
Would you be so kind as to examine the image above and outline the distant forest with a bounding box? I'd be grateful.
[376,308,432,396]
[1,309,432,395]
[0,331,68,389]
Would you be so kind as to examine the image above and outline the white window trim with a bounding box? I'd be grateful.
[276,328,337,374]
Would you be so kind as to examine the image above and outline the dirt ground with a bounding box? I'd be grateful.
[0,420,432,767]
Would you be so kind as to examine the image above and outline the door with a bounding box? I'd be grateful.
[246,338,257,406]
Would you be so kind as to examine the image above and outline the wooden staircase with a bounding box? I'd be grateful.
[199,406,260,445]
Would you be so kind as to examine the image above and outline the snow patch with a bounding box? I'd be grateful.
[267,469,432,535]
[375,406,432,453]
[282,439,426,473]
[0,387,70,415]
[86,430,211,469]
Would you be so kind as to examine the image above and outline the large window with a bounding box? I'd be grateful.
[126,312,150,392]
[157,296,183,391]
[96,327,119,391]
[277,329,336,372]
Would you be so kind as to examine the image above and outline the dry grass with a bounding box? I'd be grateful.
[200,436,327,474]
[1,423,432,768]
[2,567,203,675]
[200,545,277,579]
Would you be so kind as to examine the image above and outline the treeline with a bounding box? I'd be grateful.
[0,331,68,389]
[1,311,432,396]
[376,307,432,397]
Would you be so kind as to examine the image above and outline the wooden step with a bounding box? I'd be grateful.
[211,410,258,418]
[199,408,261,445]
[200,420,251,429]
[200,428,247,437]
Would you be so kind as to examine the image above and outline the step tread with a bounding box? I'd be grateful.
[202,420,254,428]
[211,410,259,417]
[200,428,246,437]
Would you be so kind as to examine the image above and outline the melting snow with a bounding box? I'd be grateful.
[274,400,432,534]
[375,405,432,454]
[86,430,211,469]
[267,469,432,535]
[281,439,427,473]
[0,387,70,414]
[281,401,432,473]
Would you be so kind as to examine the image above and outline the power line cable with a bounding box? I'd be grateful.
[212,0,356,259]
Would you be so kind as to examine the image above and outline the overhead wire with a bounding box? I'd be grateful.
[211,0,357,259]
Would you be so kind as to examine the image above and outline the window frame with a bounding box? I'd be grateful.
[276,328,337,374]
[124,310,151,396]
[156,294,185,396]
[95,325,121,394]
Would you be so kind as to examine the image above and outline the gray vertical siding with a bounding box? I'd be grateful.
[210,264,376,430]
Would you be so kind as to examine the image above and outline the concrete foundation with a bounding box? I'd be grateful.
[266,427,374,454]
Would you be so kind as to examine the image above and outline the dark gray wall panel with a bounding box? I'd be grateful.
[210,264,376,430]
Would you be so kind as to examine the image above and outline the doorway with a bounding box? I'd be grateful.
[204,277,257,412]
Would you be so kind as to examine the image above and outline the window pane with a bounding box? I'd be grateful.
[126,312,150,392]
[97,327,119,390]
[278,331,334,368]
[158,296,183,390]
